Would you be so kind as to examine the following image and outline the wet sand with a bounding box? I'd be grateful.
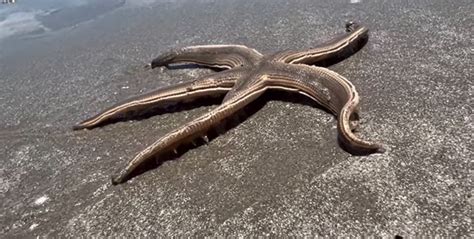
[1,0,471,236]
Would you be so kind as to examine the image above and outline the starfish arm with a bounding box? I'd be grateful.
[263,63,384,154]
[150,44,263,69]
[73,69,243,130]
[272,22,369,66]
[111,78,266,184]
[261,70,338,114]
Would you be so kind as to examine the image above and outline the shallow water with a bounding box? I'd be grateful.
[0,0,175,57]
[0,0,126,42]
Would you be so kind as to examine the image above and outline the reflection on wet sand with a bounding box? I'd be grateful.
[2,0,17,4]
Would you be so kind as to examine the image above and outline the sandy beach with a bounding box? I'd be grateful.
[1,0,471,236]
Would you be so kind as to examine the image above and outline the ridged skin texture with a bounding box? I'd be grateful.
[74,22,384,184]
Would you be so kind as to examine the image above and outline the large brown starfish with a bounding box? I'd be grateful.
[74,22,385,184]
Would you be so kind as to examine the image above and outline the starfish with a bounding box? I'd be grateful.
[74,22,385,184]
